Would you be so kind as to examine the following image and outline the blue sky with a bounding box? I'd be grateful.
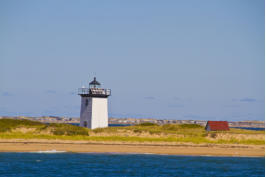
[0,0,264,121]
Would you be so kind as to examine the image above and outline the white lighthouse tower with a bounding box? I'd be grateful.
[78,77,111,129]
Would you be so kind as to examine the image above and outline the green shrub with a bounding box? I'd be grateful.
[210,133,217,138]
[53,129,65,135]
[49,123,89,136]
[202,133,208,137]
[162,124,179,131]
[133,129,142,133]
[149,130,161,135]
[0,127,11,133]
[179,124,202,128]
[138,122,158,126]
[93,128,105,133]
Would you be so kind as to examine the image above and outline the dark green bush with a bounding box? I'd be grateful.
[53,129,65,135]
[133,129,142,133]
[210,133,217,138]
[162,124,179,131]
[49,123,89,136]
[0,127,11,133]
[179,124,202,128]
[93,128,104,133]
[202,133,208,137]
[138,122,158,126]
[149,130,161,135]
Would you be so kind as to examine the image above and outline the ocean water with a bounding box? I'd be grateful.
[70,123,265,131]
[234,127,265,131]
[70,123,132,127]
[0,153,264,177]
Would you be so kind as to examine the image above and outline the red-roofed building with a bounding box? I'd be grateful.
[205,121,230,131]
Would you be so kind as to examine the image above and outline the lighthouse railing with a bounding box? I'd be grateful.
[78,88,90,94]
[78,88,111,96]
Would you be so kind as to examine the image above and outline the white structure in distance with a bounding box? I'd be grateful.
[78,77,111,129]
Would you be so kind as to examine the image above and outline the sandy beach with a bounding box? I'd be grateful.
[0,140,264,157]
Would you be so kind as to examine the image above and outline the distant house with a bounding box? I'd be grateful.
[205,121,230,131]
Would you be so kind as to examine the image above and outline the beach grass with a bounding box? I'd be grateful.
[0,119,264,145]
[0,133,264,145]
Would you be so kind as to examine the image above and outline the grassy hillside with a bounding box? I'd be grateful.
[0,119,264,145]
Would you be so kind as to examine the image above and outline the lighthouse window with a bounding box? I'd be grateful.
[83,121,87,127]
[85,99,88,106]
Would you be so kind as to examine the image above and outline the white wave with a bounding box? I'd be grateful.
[35,150,66,153]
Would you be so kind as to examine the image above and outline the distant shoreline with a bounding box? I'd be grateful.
[1,116,264,129]
[0,140,264,157]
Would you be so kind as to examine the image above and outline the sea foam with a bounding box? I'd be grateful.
[35,150,66,153]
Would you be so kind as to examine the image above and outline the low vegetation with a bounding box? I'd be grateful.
[0,119,88,136]
[0,119,43,132]
[0,118,264,145]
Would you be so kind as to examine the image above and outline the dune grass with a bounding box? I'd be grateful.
[0,118,264,145]
[0,133,264,145]
[0,119,44,132]
[0,118,88,136]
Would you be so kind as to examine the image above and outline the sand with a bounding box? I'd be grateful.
[0,139,264,156]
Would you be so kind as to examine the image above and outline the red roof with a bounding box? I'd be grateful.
[205,121,230,131]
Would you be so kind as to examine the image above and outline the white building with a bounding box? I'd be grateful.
[78,77,111,129]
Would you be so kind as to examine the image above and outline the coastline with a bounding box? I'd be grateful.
[0,140,264,157]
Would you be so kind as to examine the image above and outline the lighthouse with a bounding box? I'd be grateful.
[78,77,111,129]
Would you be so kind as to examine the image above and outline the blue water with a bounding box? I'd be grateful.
[70,123,265,131]
[69,123,132,127]
[234,127,265,131]
[0,153,264,177]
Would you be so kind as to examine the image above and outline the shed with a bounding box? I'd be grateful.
[205,121,230,131]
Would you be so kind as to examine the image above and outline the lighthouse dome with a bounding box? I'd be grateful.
[89,77,101,88]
